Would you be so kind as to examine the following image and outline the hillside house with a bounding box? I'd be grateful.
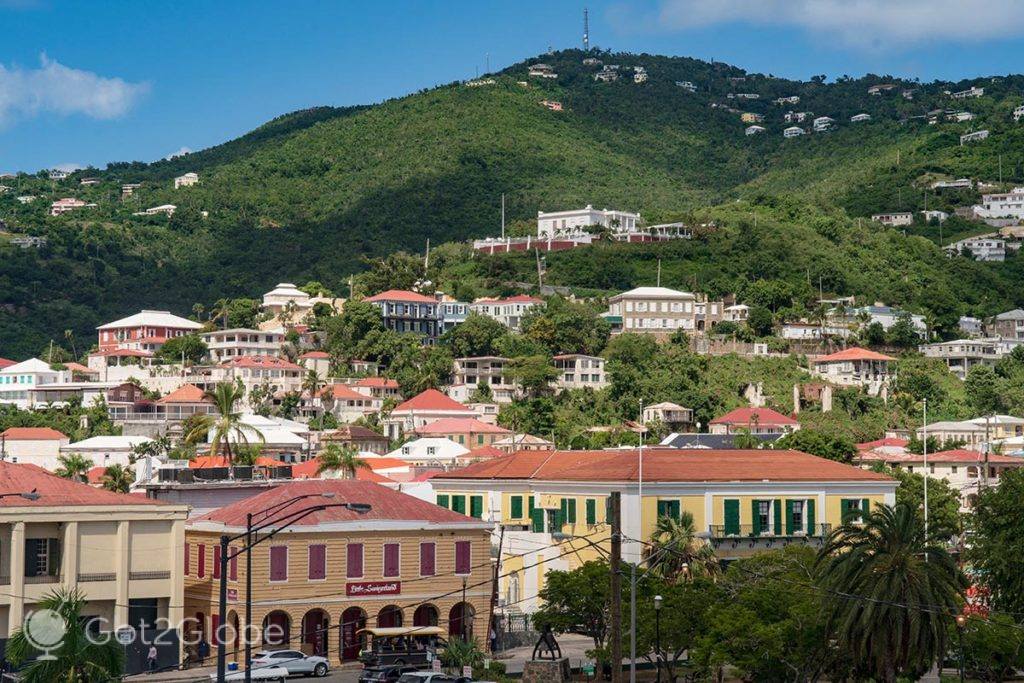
[641,402,694,430]
[540,100,563,111]
[740,112,763,123]
[47,169,69,180]
[784,111,811,123]
[200,328,284,363]
[783,126,805,138]
[960,130,990,145]
[949,111,975,122]
[946,236,1006,262]
[812,116,835,132]
[932,178,973,190]
[451,356,518,403]
[675,81,697,92]
[871,212,913,227]
[920,339,1001,379]
[0,427,69,466]
[1015,105,1024,122]
[79,177,100,186]
[709,407,800,435]
[921,210,949,223]
[594,67,619,82]
[745,125,766,136]
[528,63,557,78]
[868,84,897,95]
[134,204,177,217]
[537,205,640,238]
[469,295,541,331]
[121,183,141,198]
[97,310,202,353]
[850,113,872,123]
[174,172,199,188]
[773,96,800,105]
[606,286,697,336]
[384,389,474,441]
[414,417,511,449]
[365,290,442,342]
[49,197,90,216]
[812,347,894,393]
[633,68,648,84]
[389,437,469,467]
[972,187,1024,221]
[950,86,984,99]
[552,354,607,390]
[991,309,1024,340]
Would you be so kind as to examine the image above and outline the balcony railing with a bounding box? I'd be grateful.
[0,575,10,586]
[130,570,171,581]
[78,572,116,583]
[25,574,61,584]
[709,523,832,539]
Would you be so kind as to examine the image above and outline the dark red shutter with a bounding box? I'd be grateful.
[269,546,288,581]
[420,542,435,576]
[213,545,221,579]
[211,614,221,645]
[383,543,400,577]
[229,547,238,581]
[346,543,363,578]
[455,540,471,574]
[309,544,326,580]
[184,543,190,576]
[197,544,206,578]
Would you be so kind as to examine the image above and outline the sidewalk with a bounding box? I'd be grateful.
[134,664,215,682]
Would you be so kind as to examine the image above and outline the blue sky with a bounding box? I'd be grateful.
[3,0,1024,172]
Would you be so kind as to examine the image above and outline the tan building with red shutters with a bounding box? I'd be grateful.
[183,480,492,665]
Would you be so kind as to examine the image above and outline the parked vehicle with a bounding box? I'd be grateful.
[248,650,330,677]
[358,626,448,668]
[212,666,289,682]
[397,673,458,683]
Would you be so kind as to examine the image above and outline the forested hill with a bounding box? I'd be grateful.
[3,49,1024,357]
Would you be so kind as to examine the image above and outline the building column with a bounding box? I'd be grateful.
[114,520,130,628]
[9,522,25,632]
[169,519,185,628]
[62,521,78,590]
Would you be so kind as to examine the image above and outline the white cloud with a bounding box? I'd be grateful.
[165,146,193,160]
[647,0,1024,48]
[0,54,149,125]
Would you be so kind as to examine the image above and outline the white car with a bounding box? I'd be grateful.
[213,665,289,682]
[248,650,331,677]
[396,673,460,683]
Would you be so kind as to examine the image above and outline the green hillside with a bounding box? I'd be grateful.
[2,49,1024,357]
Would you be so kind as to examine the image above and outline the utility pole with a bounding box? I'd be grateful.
[656,259,661,287]
[487,525,505,655]
[501,193,506,240]
[984,414,991,490]
[535,248,543,289]
[923,398,929,549]
[609,492,622,683]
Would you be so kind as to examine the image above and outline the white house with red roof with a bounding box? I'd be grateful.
[709,406,800,435]
[468,294,542,331]
[200,328,284,363]
[205,355,304,399]
[387,437,470,467]
[414,417,511,449]
[383,388,474,440]
[812,347,895,394]
[298,350,330,376]
[0,427,70,465]
[0,459,188,669]
[365,289,443,341]
[351,377,401,400]
[96,309,202,353]
[298,383,380,424]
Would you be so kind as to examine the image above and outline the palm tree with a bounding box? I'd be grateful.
[184,382,264,467]
[55,453,93,482]
[6,586,124,682]
[100,464,133,493]
[647,511,719,581]
[63,329,77,361]
[302,369,325,426]
[816,503,966,682]
[316,443,368,478]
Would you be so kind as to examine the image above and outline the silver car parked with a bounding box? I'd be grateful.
[249,650,330,677]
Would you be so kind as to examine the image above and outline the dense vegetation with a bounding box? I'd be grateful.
[3,49,1024,359]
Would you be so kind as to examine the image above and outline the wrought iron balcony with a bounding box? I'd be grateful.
[708,523,832,539]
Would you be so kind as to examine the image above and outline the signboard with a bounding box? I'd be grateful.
[432,659,442,672]
[462,666,473,678]
[346,581,401,597]
[115,628,136,645]
[227,589,238,602]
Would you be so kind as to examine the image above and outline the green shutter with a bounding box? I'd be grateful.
[436,494,449,509]
[669,500,681,520]
[806,499,816,534]
[785,501,795,535]
[724,499,740,535]
[470,495,484,519]
[567,499,577,524]
[773,499,782,535]
[528,496,535,516]
[861,498,870,518]
[510,495,523,519]
[531,508,545,533]
[657,500,670,519]
[840,499,850,522]
[552,508,564,533]
[585,499,597,525]
[452,495,466,514]
[751,500,761,535]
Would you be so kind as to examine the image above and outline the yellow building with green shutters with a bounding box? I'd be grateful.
[431,448,896,613]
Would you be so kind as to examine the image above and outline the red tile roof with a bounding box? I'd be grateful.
[156,383,209,404]
[193,480,478,527]
[394,388,471,413]
[0,358,16,369]
[63,362,95,374]
[0,427,68,441]
[219,355,303,371]
[90,348,153,358]
[434,448,893,483]
[457,445,505,461]
[363,457,411,470]
[415,418,511,435]
[320,384,374,401]
[299,351,330,359]
[86,466,107,485]
[857,437,909,451]
[0,461,164,506]
[364,290,437,304]
[189,455,285,469]
[354,377,400,389]
[815,347,896,363]
[710,407,798,426]
[291,458,392,483]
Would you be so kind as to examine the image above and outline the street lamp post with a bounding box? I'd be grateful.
[216,498,371,683]
[956,614,966,683]
[653,595,663,683]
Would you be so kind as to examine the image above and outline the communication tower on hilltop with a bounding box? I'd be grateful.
[583,7,589,51]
